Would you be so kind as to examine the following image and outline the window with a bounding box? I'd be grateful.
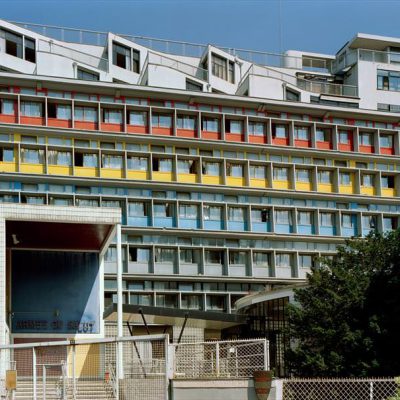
[251,208,269,223]
[177,115,196,130]
[381,175,395,188]
[202,117,219,132]
[0,147,14,162]
[129,247,150,263]
[377,69,400,91]
[205,250,224,264]
[153,157,172,172]
[229,251,246,265]
[0,99,14,115]
[273,167,289,180]
[226,120,242,134]
[318,170,332,184]
[179,204,198,219]
[316,128,330,142]
[103,109,122,124]
[112,42,140,73]
[202,162,220,176]
[338,130,351,144]
[276,253,291,268]
[203,205,222,220]
[286,89,300,101]
[152,113,172,128]
[20,101,42,117]
[228,61,235,83]
[180,249,200,264]
[299,254,313,269]
[154,203,174,218]
[380,134,393,148]
[77,68,99,81]
[181,294,201,310]
[340,172,351,185]
[47,104,72,120]
[296,169,311,182]
[320,212,335,226]
[250,165,266,179]
[127,156,147,170]
[383,216,397,230]
[129,111,147,126]
[155,248,175,263]
[74,153,98,167]
[294,126,310,140]
[5,30,22,58]
[362,215,377,230]
[48,150,72,166]
[128,202,148,217]
[361,174,374,187]
[74,106,97,122]
[211,53,232,81]
[359,132,373,146]
[226,163,243,177]
[178,159,197,174]
[273,124,288,138]
[253,252,270,267]
[248,121,265,136]
[341,214,355,228]
[228,207,245,222]
[101,154,123,169]
[186,79,203,91]
[297,211,312,225]
[275,210,292,225]
[20,148,44,164]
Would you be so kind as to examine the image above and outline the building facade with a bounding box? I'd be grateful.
[1,20,400,333]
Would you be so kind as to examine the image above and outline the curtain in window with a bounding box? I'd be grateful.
[127,156,147,170]
[229,120,242,134]
[129,111,147,126]
[227,163,243,177]
[253,252,269,266]
[21,102,42,117]
[273,167,288,180]
[274,125,287,138]
[152,114,172,128]
[203,206,222,220]
[229,251,246,265]
[1,99,14,115]
[20,148,43,164]
[341,214,354,228]
[318,171,332,183]
[249,122,264,136]
[340,173,351,185]
[202,118,219,132]
[228,207,245,222]
[48,150,71,166]
[83,154,98,167]
[177,116,196,129]
[276,253,291,267]
[57,105,71,119]
[155,248,175,263]
[154,203,167,217]
[298,211,312,225]
[77,198,99,207]
[102,155,122,169]
[178,160,191,173]
[159,158,172,172]
[275,210,292,225]
[320,212,334,226]
[104,110,122,124]
[203,162,220,176]
[295,127,309,140]
[362,174,373,187]
[128,202,145,217]
[179,204,198,219]
[296,169,310,182]
[250,166,265,179]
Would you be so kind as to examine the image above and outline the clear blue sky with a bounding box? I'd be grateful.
[1,0,400,55]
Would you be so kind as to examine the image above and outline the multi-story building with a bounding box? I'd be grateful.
[1,20,400,344]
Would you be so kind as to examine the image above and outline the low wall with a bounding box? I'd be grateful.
[170,378,282,400]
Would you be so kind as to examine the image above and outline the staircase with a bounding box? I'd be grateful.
[13,377,115,400]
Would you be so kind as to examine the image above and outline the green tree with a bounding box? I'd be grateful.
[286,230,400,377]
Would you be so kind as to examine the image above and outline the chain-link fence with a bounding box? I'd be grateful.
[283,377,400,400]
[171,338,269,379]
[0,335,168,400]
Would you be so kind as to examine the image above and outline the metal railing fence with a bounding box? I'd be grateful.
[283,377,400,400]
[171,338,269,379]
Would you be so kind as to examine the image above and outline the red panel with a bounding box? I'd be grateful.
[100,122,123,132]
[177,128,196,138]
[0,114,17,123]
[127,125,148,134]
[20,116,45,126]
[359,145,374,153]
[75,121,98,130]
[202,131,220,140]
[48,118,71,128]
[294,139,311,148]
[153,127,173,136]
[249,135,267,144]
[338,143,353,151]
[272,137,289,146]
[226,133,244,142]
[381,147,394,155]
[316,141,332,150]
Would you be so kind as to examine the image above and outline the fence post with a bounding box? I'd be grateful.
[32,347,37,400]
[164,335,169,400]
[264,339,269,371]
[42,365,46,400]
[215,342,220,377]
[72,344,76,399]
[370,381,374,400]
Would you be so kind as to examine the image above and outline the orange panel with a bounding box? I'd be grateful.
[202,131,220,140]
[20,116,45,126]
[316,141,332,150]
[48,118,71,128]
[249,135,267,144]
[226,133,244,142]
[338,143,353,151]
[177,128,196,138]
[100,123,123,132]
[127,125,148,134]
[381,147,394,155]
[272,137,289,146]
[75,121,98,130]
[0,114,17,123]
[295,139,311,148]
[359,145,374,153]
[153,127,173,136]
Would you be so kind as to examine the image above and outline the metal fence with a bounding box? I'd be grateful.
[283,377,400,400]
[0,334,169,400]
[171,338,269,379]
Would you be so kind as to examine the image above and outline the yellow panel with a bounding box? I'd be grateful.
[382,188,396,197]
[127,170,149,180]
[48,165,72,175]
[226,176,245,186]
[361,187,375,196]
[75,166,99,177]
[296,182,312,191]
[202,175,222,185]
[178,173,198,183]
[250,178,268,188]
[20,163,45,174]
[13,134,21,142]
[318,183,333,193]
[153,171,173,182]
[273,180,290,190]
[102,169,123,179]
[339,185,355,194]
[349,160,356,168]
[68,343,101,378]
[0,162,17,172]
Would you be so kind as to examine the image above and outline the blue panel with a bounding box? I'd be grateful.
[320,226,336,236]
[342,227,357,237]
[154,217,175,228]
[252,222,270,232]
[228,221,247,232]
[12,251,99,334]
[297,225,314,235]
[179,219,200,229]
[127,216,151,227]
[275,224,293,234]
[203,220,224,230]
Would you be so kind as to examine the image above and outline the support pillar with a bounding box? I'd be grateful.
[116,224,124,383]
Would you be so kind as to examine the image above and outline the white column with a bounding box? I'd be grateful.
[116,223,124,382]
